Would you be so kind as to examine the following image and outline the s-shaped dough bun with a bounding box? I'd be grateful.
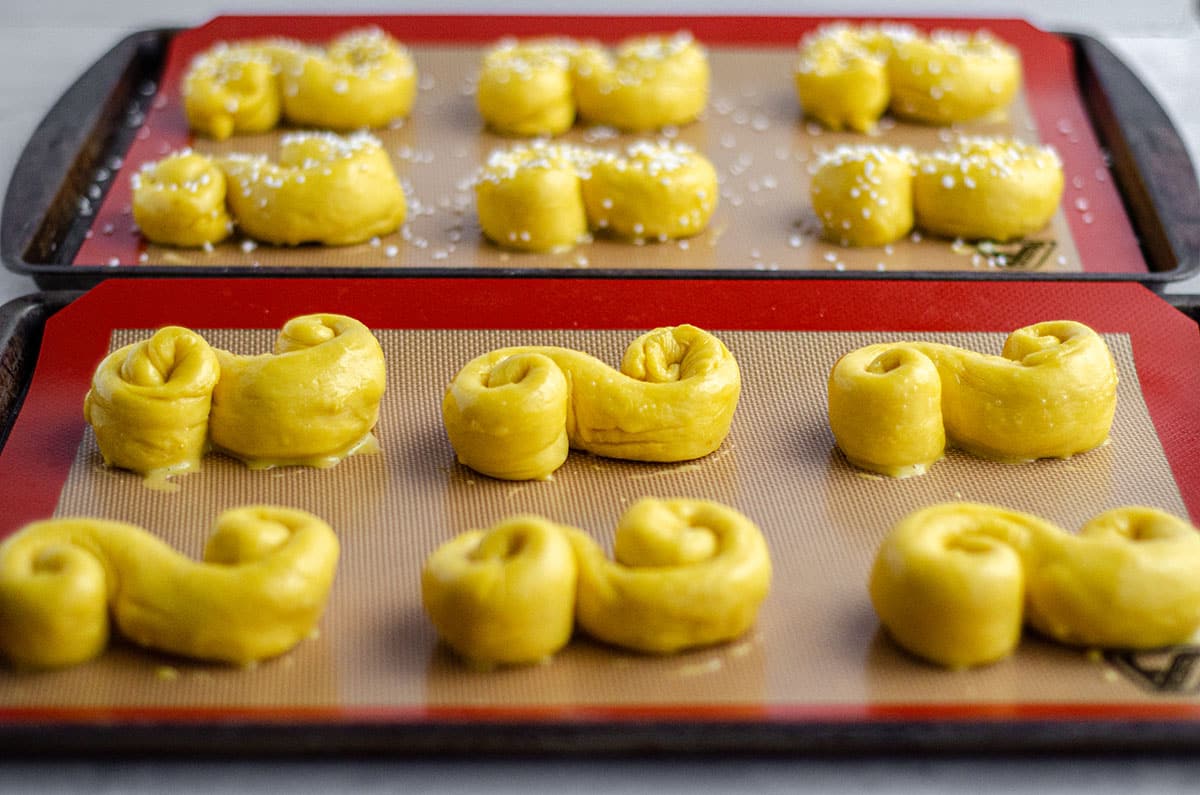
[474,140,718,252]
[0,506,339,669]
[828,321,1118,477]
[870,503,1200,668]
[794,23,1020,131]
[182,27,416,138]
[476,32,708,135]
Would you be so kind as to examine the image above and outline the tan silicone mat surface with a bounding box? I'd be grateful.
[140,46,1079,274]
[1,327,1187,710]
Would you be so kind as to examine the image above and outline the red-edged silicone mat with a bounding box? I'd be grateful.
[1,278,1199,756]
[70,14,1145,276]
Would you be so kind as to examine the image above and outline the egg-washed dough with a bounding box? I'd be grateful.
[794,23,1019,131]
[476,32,707,135]
[282,27,418,130]
[572,32,709,132]
[793,23,909,133]
[183,40,290,141]
[828,321,1118,477]
[83,325,220,479]
[422,498,770,667]
[913,136,1064,242]
[182,28,416,138]
[422,515,578,668]
[476,38,580,137]
[889,30,1021,125]
[442,324,740,480]
[475,140,718,252]
[0,505,338,669]
[210,313,387,469]
[219,131,407,246]
[474,142,596,252]
[131,151,233,248]
[568,497,772,654]
[810,144,915,247]
[83,313,385,476]
[870,503,1200,669]
[582,140,719,241]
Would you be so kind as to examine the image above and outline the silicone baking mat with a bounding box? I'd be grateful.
[72,15,1141,275]
[0,278,1198,752]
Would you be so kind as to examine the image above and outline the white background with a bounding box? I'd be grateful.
[1,1,1199,791]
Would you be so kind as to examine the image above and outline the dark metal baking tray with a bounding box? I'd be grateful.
[1,278,1200,756]
[1,16,1197,289]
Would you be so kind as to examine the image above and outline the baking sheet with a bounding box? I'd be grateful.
[1,278,1198,754]
[68,15,1138,275]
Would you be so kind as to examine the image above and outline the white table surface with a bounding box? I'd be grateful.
[1,2,1199,792]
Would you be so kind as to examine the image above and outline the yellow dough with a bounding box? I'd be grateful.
[219,131,407,246]
[569,498,772,654]
[889,30,1021,125]
[442,325,740,480]
[793,24,900,133]
[810,145,915,247]
[475,142,595,252]
[475,140,719,251]
[84,325,220,478]
[280,27,417,130]
[828,321,1118,477]
[210,313,386,469]
[573,32,709,132]
[422,515,578,668]
[913,136,1064,242]
[870,503,1200,668]
[0,505,338,669]
[422,498,770,665]
[476,39,579,137]
[131,151,233,248]
[582,140,718,241]
[182,41,291,141]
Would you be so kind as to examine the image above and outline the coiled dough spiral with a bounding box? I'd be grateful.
[281,27,418,130]
[131,151,233,248]
[913,136,1064,242]
[828,321,1118,477]
[476,39,579,137]
[568,497,772,654]
[442,325,740,480]
[422,515,578,668]
[210,313,387,469]
[421,498,770,666]
[572,32,709,132]
[183,41,288,141]
[219,131,407,246]
[0,505,339,669]
[870,503,1200,668]
[83,325,220,478]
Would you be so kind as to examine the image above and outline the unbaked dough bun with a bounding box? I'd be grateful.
[913,136,1063,241]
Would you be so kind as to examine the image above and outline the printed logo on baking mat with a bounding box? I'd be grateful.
[972,239,1057,270]
[1105,647,1200,694]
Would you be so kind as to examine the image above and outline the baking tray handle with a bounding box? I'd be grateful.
[0,29,174,285]
[1069,32,1200,281]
